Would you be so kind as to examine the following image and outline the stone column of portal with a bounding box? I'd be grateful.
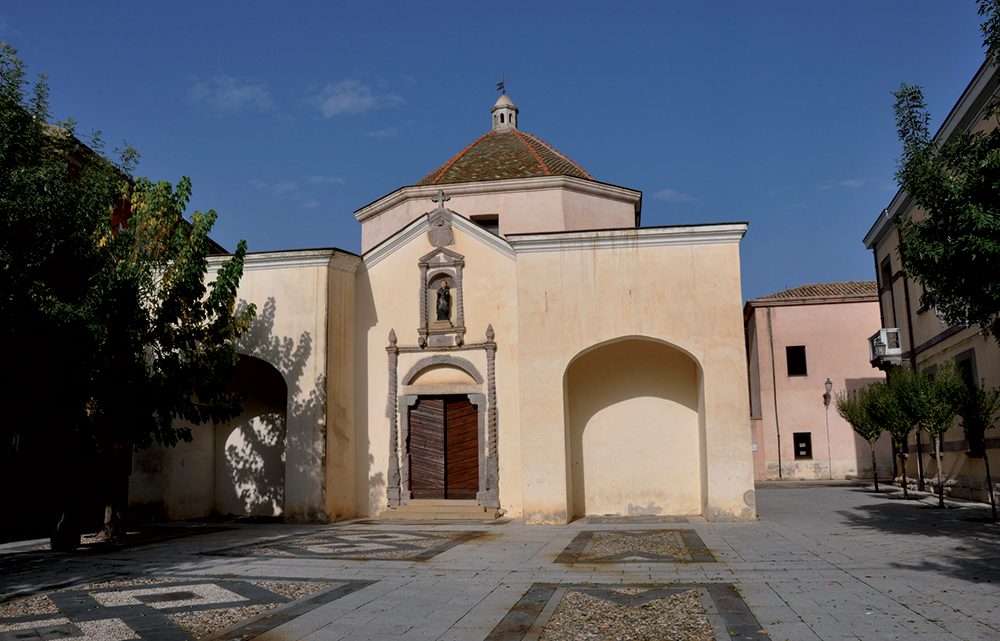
[455,263,466,346]
[385,329,400,507]
[483,324,499,507]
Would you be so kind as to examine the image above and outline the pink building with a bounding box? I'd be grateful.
[744,282,893,481]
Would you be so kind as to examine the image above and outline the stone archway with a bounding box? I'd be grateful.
[565,337,701,518]
[214,355,288,517]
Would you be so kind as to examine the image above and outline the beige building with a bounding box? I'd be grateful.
[745,283,891,481]
[864,60,1000,504]
[130,94,757,524]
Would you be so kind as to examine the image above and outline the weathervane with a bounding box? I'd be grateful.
[496,72,507,95]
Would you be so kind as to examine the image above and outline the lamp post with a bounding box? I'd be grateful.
[823,378,834,480]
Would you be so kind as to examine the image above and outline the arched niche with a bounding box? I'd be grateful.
[214,354,288,517]
[564,336,702,519]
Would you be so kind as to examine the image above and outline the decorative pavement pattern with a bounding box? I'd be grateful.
[210,529,482,560]
[555,529,715,563]
[0,577,373,641]
[485,583,770,641]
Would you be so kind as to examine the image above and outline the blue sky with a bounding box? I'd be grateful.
[1,1,989,301]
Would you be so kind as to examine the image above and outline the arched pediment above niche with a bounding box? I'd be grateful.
[401,355,484,386]
[407,364,478,387]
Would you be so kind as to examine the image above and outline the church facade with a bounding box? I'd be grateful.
[129,95,756,524]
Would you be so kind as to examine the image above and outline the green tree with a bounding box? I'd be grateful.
[890,365,964,508]
[865,381,915,499]
[0,44,254,546]
[955,381,1000,520]
[835,388,884,492]
[892,1,1000,338]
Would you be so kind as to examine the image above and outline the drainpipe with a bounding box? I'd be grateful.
[902,273,925,490]
[767,307,782,479]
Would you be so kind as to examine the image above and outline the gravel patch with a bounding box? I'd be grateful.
[91,584,247,609]
[0,595,59,618]
[583,531,690,561]
[539,589,713,641]
[248,581,334,600]
[0,618,70,632]
[76,578,180,591]
[76,617,140,641]
[167,604,273,639]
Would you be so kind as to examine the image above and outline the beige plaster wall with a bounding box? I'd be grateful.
[356,216,521,517]
[567,339,700,516]
[748,301,892,481]
[325,263,357,520]
[512,229,754,523]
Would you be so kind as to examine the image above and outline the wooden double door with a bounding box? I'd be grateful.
[409,395,479,500]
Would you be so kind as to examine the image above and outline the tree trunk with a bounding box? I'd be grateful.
[985,451,997,522]
[934,434,944,508]
[870,443,879,492]
[898,450,909,499]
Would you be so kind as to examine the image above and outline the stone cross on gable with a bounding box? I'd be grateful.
[431,190,450,209]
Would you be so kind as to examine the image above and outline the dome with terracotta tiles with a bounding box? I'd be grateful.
[416,94,593,186]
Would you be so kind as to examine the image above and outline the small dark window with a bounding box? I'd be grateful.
[880,256,892,292]
[786,346,807,377]
[472,215,500,236]
[500,113,504,123]
[793,433,813,459]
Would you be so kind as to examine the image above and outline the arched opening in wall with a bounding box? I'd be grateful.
[215,355,288,518]
[565,337,701,519]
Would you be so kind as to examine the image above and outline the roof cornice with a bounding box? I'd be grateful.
[354,175,643,224]
[207,248,361,273]
[362,210,516,269]
[507,222,747,254]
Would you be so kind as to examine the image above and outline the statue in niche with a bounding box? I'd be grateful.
[436,282,452,322]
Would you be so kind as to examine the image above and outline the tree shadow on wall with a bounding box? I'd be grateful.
[221,297,324,519]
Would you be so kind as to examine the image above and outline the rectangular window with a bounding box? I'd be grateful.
[793,433,813,459]
[786,345,807,377]
[472,215,500,236]
[880,256,892,292]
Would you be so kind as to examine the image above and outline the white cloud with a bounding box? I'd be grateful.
[309,79,403,118]
[366,127,397,138]
[653,189,696,202]
[305,175,346,185]
[251,179,298,197]
[189,76,273,113]
[840,179,864,188]
[302,200,320,209]
[400,74,418,87]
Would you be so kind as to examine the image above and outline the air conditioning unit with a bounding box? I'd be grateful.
[868,328,902,363]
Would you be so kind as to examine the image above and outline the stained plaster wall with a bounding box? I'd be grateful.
[510,226,755,523]
[747,300,892,481]
[356,215,521,517]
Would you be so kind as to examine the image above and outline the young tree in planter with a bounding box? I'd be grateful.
[956,381,1000,521]
[836,388,884,492]
[865,380,915,499]
[891,365,964,508]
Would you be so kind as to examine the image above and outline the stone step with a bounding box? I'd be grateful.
[378,509,502,520]
[378,500,502,521]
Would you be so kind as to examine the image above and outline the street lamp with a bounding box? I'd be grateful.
[824,378,833,480]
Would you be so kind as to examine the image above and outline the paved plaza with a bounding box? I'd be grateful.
[1,484,998,640]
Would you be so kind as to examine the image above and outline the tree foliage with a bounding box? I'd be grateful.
[835,388,884,491]
[892,0,1000,339]
[1,44,255,539]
